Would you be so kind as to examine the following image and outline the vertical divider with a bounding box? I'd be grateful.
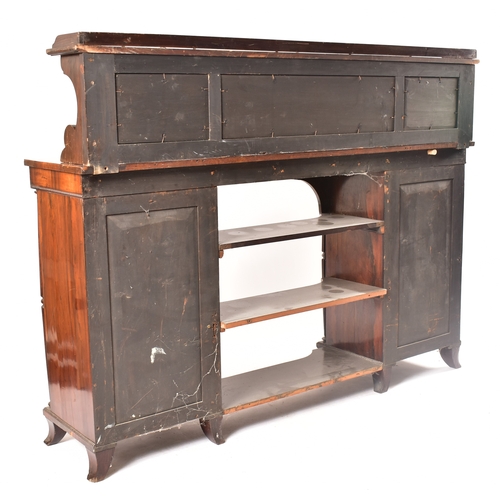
[208,73,223,141]
[394,76,405,132]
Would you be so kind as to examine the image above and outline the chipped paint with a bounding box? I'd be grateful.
[150,347,167,363]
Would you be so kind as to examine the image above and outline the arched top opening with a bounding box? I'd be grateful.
[218,179,320,231]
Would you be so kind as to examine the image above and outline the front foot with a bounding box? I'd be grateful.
[87,447,116,482]
[372,366,392,393]
[440,343,461,369]
[200,416,225,445]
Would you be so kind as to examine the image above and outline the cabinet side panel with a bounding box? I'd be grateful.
[323,230,384,360]
[307,174,385,360]
[37,190,94,439]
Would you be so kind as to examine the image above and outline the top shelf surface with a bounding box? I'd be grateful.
[219,214,383,250]
[47,32,478,63]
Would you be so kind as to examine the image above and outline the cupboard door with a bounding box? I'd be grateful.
[86,188,220,443]
[384,165,464,363]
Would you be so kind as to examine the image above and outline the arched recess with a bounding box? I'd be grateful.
[218,179,323,301]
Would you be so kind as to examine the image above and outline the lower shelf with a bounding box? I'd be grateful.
[222,346,383,414]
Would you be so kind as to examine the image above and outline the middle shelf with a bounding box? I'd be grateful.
[220,277,387,330]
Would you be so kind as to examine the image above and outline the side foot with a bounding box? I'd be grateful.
[440,343,461,369]
[44,419,67,446]
[372,366,392,393]
[200,416,225,445]
[87,447,115,482]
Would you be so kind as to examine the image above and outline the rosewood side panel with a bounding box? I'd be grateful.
[306,173,385,362]
[36,189,95,442]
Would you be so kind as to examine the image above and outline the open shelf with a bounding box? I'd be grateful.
[219,213,383,250]
[222,345,383,414]
[220,277,386,330]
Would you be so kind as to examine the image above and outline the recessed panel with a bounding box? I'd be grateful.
[398,180,452,346]
[221,75,395,139]
[404,77,458,130]
[116,73,209,143]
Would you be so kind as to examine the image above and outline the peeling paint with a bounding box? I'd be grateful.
[150,347,167,363]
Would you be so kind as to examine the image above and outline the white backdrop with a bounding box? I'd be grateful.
[1,2,496,497]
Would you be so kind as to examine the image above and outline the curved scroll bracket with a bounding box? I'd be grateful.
[60,54,87,165]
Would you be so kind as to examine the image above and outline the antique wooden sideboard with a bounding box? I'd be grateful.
[26,32,477,481]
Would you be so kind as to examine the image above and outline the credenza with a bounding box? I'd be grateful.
[26,32,477,481]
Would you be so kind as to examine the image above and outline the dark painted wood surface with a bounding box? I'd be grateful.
[107,205,206,423]
[47,31,478,61]
[84,188,221,445]
[116,73,209,144]
[47,32,475,174]
[384,164,464,363]
[221,75,395,139]
[404,77,458,130]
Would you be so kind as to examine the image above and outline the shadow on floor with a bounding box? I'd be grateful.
[107,354,452,477]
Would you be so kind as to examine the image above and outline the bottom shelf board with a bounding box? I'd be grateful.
[220,278,386,330]
[222,346,382,414]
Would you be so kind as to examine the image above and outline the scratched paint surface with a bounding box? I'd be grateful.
[398,180,452,345]
[107,207,202,423]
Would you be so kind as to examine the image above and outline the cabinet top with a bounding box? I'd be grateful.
[47,32,477,64]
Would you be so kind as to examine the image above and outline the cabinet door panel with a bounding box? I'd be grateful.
[385,165,464,362]
[398,179,453,345]
[86,188,220,442]
[107,207,203,422]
